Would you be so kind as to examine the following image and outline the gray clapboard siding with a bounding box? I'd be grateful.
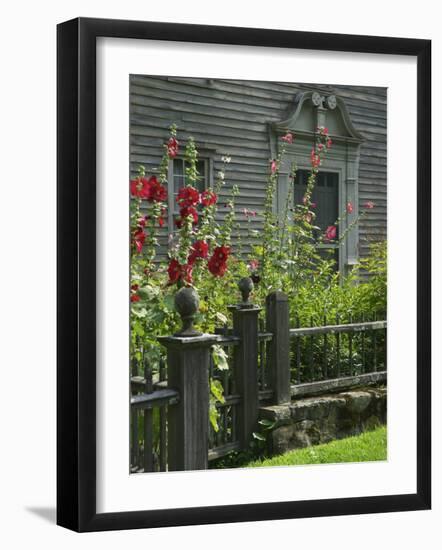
[130,76,387,261]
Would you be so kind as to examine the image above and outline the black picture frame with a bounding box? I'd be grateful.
[57,17,431,532]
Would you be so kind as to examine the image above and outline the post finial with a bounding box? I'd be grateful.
[238,277,254,309]
[174,286,202,337]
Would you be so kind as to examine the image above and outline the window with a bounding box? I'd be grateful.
[294,169,339,264]
[168,158,210,230]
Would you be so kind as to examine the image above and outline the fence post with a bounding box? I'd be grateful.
[266,291,291,404]
[158,287,218,471]
[230,277,261,449]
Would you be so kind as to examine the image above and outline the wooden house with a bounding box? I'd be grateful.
[130,76,387,273]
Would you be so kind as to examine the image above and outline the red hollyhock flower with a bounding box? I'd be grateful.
[167,259,181,284]
[324,225,337,242]
[167,136,179,159]
[177,206,199,227]
[137,215,147,228]
[148,176,167,202]
[130,177,152,199]
[181,263,193,284]
[281,132,294,144]
[326,138,332,148]
[130,284,140,302]
[177,186,200,208]
[208,256,228,277]
[346,202,353,214]
[132,228,145,253]
[188,240,209,264]
[364,201,375,209]
[213,245,230,262]
[201,189,218,207]
[167,259,193,284]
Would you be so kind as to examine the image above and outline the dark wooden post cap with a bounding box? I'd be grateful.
[174,286,202,337]
[237,277,255,309]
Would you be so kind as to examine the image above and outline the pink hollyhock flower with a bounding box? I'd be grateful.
[281,132,294,144]
[243,208,257,218]
[310,148,321,169]
[270,159,278,174]
[326,137,332,148]
[201,189,218,207]
[177,186,200,208]
[346,202,353,214]
[324,225,337,242]
[311,202,317,209]
[364,201,375,209]
[167,136,179,159]
[249,259,259,271]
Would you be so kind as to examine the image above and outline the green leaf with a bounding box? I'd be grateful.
[210,378,225,404]
[215,312,228,325]
[163,294,175,312]
[252,432,266,441]
[212,344,229,371]
[258,419,276,430]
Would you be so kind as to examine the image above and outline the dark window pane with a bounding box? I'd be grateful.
[294,169,338,232]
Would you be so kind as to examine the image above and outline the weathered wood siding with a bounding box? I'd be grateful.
[130,76,387,260]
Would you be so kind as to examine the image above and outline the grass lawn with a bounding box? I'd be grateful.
[246,426,387,468]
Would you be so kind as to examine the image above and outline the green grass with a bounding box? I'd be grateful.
[245,426,387,468]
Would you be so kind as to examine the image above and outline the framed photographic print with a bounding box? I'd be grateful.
[57,17,431,532]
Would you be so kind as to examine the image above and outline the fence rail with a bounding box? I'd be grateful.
[130,283,387,474]
[290,316,386,385]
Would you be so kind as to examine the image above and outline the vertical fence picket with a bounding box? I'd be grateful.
[309,315,314,381]
[349,314,353,376]
[322,314,328,379]
[143,357,154,473]
[373,312,378,371]
[336,313,341,378]
[296,315,301,384]
[131,408,138,471]
[361,313,366,374]
[259,318,265,390]
[159,357,167,472]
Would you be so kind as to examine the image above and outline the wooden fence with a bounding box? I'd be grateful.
[130,280,387,473]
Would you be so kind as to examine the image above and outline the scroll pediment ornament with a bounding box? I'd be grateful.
[311,91,337,110]
[272,91,364,142]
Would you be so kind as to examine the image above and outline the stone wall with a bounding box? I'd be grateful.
[260,387,386,455]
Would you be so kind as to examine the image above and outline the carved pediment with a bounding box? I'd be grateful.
[272,91,364,143]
